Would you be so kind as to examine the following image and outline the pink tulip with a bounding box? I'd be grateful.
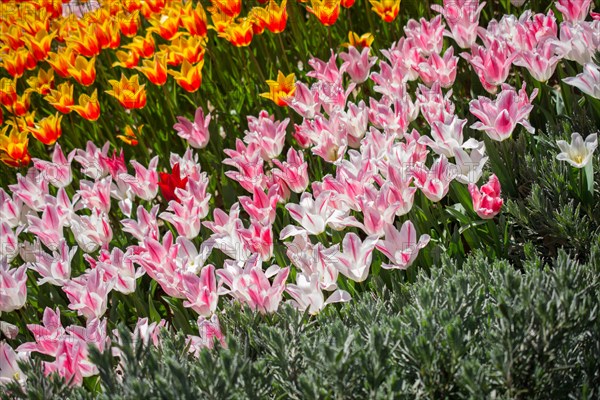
[74,141,110,180]
[239,185,280,226]
[468,174,503,219]
[118,156,159,201]
[376,221,430,269]
[0,222,20,262]
[555,0,593,23]
[0,188,23,229]
[418,114,471,158]
[307,50,344,84]
[9,171,49,212]
[272,148,309,193]
[217,255,289,314]
[470,83,538,141]
[286,273,350,314]
[514,38,563,82]
[554,21,600,65]
[223,139,266,192]
[180,265,218,317]
[121,205,160,242]
[187,314,226,355]
[238,221,274,261]
[86,247,143,294]
[0,259,27,313]
[563,62,600,99]
[0,342,26,386]
[69,210,112,253]
[285,191,336,235]
[431,0,486,48]
[78,177,112,214]
[412,155,455,202]
[404,15,445,56]
[244,111,289,160]
[339,46,377,83]
[28,239,75,286]
[380,38,424,81]
[286,82,321,119]
[415,47,458,88]
[17,307,65,356]
[63,268,114,320]
[333,232,379,282]
[174,106,211,149]
[134,232,186,298]
[461,39,518,93]
[416,82,455,126]
[32,143,75,188]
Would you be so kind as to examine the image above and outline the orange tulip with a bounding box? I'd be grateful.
[135,53,168,85]
[66,25,101,57]
[122,0,142,13]
[170,36,206,64]
[343,31,374,48]
[106,74,147,109]
[124,33,155,58]
[341,0,355,7]
[210,0,241,18]
[95,19,121,49]
[26,68,55,96]
[260,71,295,106]
[181,2,208,37]
[307,0,340,26]
[117,124,143,146]
[70,90,100,121]
[67,56,96,86]
[27,113,62,145]
[208,9,234,33]
[47,47,77,78]
[369,0,400,22]
[140,0,166,18]
[148,8,181,40]
[0,78,18,107]
[1,50,27,78]
[45,82,74,114]
[9,92,32,117]
[113,50,141,69]
[0,126,30,168]
[118,11,140,37]
[3,25,25,51]
[218,19,253,47]
[253,0,287,33]
[24,28,56,62]
[168,59,203,92]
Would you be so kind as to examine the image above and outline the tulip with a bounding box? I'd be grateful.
[468,174,503,219]
[563,63,600,99]
[67,56,96,86]
[470,83,538,142]
[260,71,296,106]
[105,74,147,109]
[555,0,592,23]
[369,0,400,22]
[28,113,62,145]
[556,132,598,168]
[339,46,378,83]
[376,221,430,269]
[0,126,30,168]
[307,0,341,26]
[0,342,26,386]
[134,53,168,86]
[69,90,100,121]
[286,273,351,314]
[0,259,27,313]
[45,82,74,114]
[168,59,204,92]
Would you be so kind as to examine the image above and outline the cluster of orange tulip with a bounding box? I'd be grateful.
[0,0,400,167]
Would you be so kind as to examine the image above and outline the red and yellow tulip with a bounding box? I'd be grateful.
[105,74,147,109]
